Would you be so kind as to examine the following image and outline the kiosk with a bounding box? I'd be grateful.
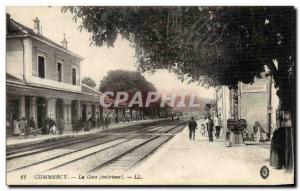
[227,119,246,145]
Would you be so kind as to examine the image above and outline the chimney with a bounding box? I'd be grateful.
[61,33,68,49]
[33,17,40,34]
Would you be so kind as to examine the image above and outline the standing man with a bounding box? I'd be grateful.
[48,115,56,135]
[28,117,37,135]
[188,117,198,141]
[214,114,222,139]
[12,117,20,136]
[28,117,36,130]
[207,115,214,142]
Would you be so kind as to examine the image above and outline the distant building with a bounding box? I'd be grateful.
[6,14,103,135]
[215,77,279,135]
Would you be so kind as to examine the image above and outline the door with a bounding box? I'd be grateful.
[37,97,46,131]
[82,104,87,121]
[56,99,64,121]
[71,100,78,119]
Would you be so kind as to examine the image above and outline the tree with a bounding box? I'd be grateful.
[82,77,97,88]
[63,6,295,169]
[99,70,158,121]
[99,69,156,94]
[62,6,294,93]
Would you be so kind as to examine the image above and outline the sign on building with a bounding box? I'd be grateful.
[241,84,267,93]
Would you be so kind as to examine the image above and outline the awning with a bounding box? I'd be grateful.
[7,82,100,102]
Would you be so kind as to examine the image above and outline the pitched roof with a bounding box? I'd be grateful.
[81,83,103,96]
[6,14,83,60]
[81,84,126,106]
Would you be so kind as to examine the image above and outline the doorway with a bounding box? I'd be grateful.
[71,100,78,120]
[82,104,87,121]
[36,97,46,131]
[56,99,64,121]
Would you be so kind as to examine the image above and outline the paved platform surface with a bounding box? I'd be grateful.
[6,119,165,147]
[134,121,294,185]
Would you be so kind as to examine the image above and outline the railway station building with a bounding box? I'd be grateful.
[6,14,104,135]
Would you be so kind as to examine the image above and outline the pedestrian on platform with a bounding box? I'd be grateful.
[214,114,221,139]
[7,117,11,136]
[78,117,83,131]
[87,113,92,130]
[207,115,214,142]
[19,117,27,137]
[72,117,77,133]
[29,117,36,129]
[28,117,37,136]
[12,117,20,136]
[48,115,56,135]
[201,124,206,136]
[188,117,198,141]
[204,116,209,137]
[253,121,261,142]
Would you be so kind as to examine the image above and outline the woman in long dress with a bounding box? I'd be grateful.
[12,118,20,136]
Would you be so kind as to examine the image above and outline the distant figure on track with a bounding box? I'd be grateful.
[188,117,198,141]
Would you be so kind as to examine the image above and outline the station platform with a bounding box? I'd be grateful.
[6,118,166,148]
[134,121,294,185]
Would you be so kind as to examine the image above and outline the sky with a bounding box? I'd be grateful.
[6,6,215,99]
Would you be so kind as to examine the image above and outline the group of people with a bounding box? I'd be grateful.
[204,114,222,142]
[71,113,111,133]
[9,111,145,138]
[8,114,67,138]
[8,116,37,137]
[43,115,65,135]
[188,114,222,142]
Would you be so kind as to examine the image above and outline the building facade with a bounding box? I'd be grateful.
[6,14,102,135]
[216,77,279,136]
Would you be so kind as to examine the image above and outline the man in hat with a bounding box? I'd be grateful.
[188,117,198,141]
[207,115,214,142]
[214,114,222,139]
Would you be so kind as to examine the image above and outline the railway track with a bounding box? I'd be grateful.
[7,122,173,172]
[6,120,170,160]
[7,120,187,175]
[90,123,185,173]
